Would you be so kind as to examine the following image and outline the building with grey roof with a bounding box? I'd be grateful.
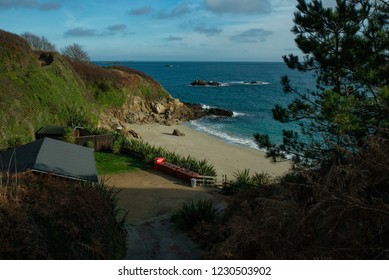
[0,138,98,183]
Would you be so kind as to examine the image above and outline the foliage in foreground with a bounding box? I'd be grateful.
[204,131,389,259]
[218,169,277,195]
[0,174,127,259]
[171,199,217,230]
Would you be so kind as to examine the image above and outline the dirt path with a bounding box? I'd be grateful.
[104,168,218,259]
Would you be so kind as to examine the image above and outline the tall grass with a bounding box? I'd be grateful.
[0,173,127,259]
[0,172,21,202]
[119,136,217,176]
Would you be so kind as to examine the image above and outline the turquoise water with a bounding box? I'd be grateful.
[94,61,315,150]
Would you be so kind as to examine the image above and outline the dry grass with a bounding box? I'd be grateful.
[0,173,127,259]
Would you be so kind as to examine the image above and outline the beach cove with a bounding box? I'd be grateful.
[128,123,291,180]
[106,123,291,259]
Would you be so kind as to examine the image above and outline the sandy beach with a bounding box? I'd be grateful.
[128,123,291,180]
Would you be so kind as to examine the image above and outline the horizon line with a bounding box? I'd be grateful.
[92,60,284,63]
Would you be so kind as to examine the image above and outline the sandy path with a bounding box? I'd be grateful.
[105,169,218,260]
[104,168,215,223]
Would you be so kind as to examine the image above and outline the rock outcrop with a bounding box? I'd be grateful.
[183,103,233,118]
[191,80,222,87]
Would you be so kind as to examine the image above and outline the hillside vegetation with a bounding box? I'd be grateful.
[0,29,186,150]
[0,174,127,259]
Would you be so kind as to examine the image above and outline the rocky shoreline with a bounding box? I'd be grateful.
[99,97,233,137]
[183,102,233,118]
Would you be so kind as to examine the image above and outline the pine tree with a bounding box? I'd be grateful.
[256,0,389,167]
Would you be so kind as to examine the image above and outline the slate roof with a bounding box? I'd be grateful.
[0,138,98,182]
[35,125,68,136]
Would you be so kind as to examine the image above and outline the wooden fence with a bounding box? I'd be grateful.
[76,135,113,151]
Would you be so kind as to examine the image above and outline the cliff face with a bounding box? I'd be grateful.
[0,29,192,149]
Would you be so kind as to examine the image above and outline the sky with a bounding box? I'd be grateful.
[0,0,334,61]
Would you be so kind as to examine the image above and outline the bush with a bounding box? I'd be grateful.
[0,174,127,259]
[223,170,276,195]
[208,130,389,259]
[5,135,31,149]
[171,199,217,230]
[63,128,76,144]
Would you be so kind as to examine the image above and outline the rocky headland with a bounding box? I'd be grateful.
[0,29,234,147]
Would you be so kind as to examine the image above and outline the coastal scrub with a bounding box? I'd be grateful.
[0,173,127,259]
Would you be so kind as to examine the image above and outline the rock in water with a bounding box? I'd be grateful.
[191,80,222,87]
[206,107,233,117]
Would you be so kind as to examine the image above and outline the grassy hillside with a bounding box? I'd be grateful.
[0,30,94,147]
[0,29,170,150]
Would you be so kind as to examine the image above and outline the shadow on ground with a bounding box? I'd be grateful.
[104,168,217,260]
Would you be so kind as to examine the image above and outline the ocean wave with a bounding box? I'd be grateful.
[232,111,246,117]
[228,81,270,86]
[189,120,259,150]
[188,120,296,160]
[190,81,270,87]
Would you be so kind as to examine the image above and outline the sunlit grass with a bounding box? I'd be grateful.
[95,152,147,174]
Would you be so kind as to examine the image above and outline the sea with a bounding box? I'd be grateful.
[94,61,315,151]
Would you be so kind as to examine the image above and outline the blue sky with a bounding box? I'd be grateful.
[0,0,332,61]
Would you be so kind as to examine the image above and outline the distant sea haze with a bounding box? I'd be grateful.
[94,61,315,150]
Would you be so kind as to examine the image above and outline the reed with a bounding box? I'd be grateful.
[120,137,216,176]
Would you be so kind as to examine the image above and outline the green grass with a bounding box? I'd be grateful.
[95,152,147,175]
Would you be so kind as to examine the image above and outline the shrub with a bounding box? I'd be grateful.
[112,141,121,155]
[64,106,95,127]
[208,130,389,260]
[223,170,276,195]
[233,169,252,187]
[5,135,30,149]
[63,128,76,144]
[0,174,127,259]
[172,199,217,230]
[120,137,216,176]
